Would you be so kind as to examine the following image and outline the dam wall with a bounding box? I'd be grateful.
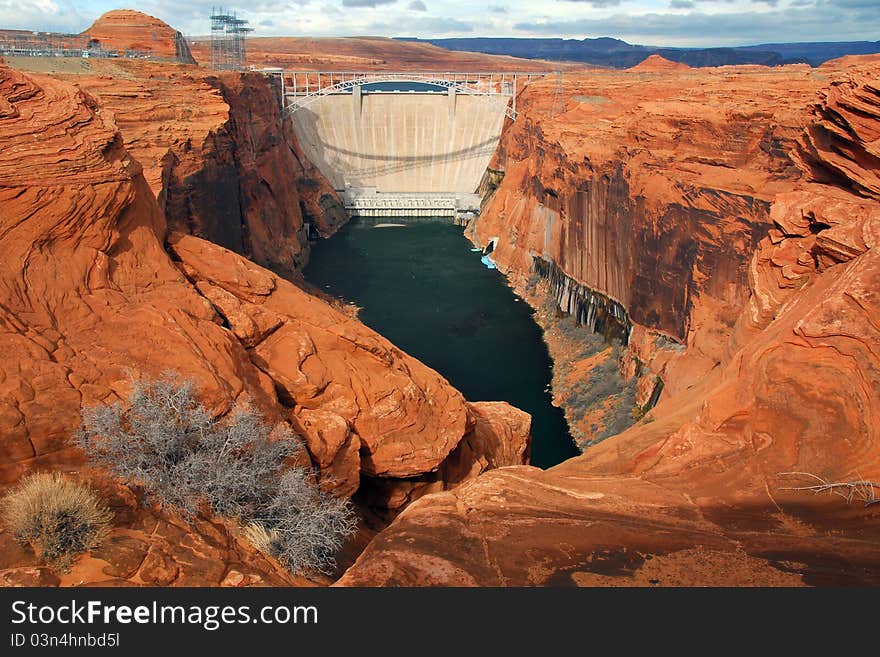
[290,91,510,195]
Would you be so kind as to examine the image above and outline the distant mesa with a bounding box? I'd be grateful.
[628,54,690,72]
[82,9,195,64]
[408,36,880,69]
[821,52,880,69]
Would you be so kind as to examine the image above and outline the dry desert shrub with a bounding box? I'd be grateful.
[77,372,357,575]
[242,521,279,555]
[2,472,112,570]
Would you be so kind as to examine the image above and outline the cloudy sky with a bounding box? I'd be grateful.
[0,0,877,46]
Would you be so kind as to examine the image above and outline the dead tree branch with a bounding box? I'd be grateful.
[778,471,880,507]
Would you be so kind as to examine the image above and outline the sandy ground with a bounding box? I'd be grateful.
[3,55,149,79]
[4,55,95,74]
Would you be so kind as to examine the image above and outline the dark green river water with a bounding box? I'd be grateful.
[304,217,578,468]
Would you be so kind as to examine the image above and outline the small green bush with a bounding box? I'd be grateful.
[2,472,112,570]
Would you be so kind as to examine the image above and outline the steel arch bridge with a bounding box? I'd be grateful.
[273,70,552,121]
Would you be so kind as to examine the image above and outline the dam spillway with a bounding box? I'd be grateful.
[281,71,544,217]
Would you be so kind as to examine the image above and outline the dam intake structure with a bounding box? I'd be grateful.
[272,70,550,219]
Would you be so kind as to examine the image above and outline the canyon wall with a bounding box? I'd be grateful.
[339,57,880,586]
[476,62,814,345]
[67,61,347,274]
[0,64,529,585]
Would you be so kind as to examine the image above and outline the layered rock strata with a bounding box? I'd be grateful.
[64,61,346,274]
[83,10,195,64]
[339,58,880,586]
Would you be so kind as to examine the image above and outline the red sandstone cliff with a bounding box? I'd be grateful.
[338,58,880,586]
[53,61,347,274]
[0,64,529,585]
[6,13,880,586]
[82,10,195,64]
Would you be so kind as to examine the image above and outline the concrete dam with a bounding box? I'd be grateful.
[280,71,547,218]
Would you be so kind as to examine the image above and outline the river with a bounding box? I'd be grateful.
[304,217,578,468]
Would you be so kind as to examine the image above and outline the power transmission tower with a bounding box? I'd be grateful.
[228,15,254,70]
[210,7,251,71]
[550,69,566,117]
[210,7,231,71]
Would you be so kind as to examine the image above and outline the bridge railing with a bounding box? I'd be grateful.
[280,70,550,95]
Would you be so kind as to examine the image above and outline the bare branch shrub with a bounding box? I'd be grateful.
[779,471,880,507]
[78,375,295,517]
[257,469,358,576]
[2,472,112,570]
[77,372,356,575]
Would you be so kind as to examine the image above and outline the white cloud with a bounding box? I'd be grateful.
[0,0,87,32]
[513,2,880,46]
[559,0,623,6]
[368,15,474,34]
[0,0,877,44]
[342,0,396,7]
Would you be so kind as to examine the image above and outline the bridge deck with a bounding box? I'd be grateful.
[277,70,549,95]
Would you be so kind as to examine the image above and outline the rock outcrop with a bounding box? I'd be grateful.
[479,64,818,344]
[798,64,880,199]
[65,62,347,274]
[0,476,306,587]
[0,64,529,584]
[339,58,880,586]
[8,14,879,586]
[83,10,195,64]
[167,232,475,497]
[629,54,690,72]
